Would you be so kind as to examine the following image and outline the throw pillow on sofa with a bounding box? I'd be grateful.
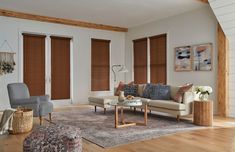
[137,84,146,97]
[150,84,171,100]
[173,83,193,103]
[142,83,154,98]
[124,84,138,97]
[115,81,134,96]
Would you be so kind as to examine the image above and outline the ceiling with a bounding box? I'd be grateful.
[0,0,206,28]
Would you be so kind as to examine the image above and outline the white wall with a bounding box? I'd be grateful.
[125,6,218,113]
[208,0,235,117]
[0,16,125,110]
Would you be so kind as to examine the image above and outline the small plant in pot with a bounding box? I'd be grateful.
[194,86,213,101]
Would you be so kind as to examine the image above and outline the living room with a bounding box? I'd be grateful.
[0,0,234,152]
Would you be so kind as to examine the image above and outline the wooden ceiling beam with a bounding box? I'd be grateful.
[197,0,209,4]
[0,9,128,32]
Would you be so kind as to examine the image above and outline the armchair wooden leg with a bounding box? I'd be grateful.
[39,116,43,125]
[49,113,52,122]
[177,115,180,122]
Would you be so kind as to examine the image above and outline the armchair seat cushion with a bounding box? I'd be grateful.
[149,100,186,111]
[39,101,53,116]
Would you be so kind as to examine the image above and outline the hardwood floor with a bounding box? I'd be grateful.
[1,105,235,152]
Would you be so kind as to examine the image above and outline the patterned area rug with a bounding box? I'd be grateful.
[52,108,202,148]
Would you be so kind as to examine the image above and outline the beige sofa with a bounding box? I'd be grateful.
[88,85,194,121]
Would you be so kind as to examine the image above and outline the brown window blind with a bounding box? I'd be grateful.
[23,34,46,96]
[150,34,167,84]
[133,38,148,84]
[91,39,110,91]
[51,36,71,100]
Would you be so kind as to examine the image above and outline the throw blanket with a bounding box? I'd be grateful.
[0,108,16,135]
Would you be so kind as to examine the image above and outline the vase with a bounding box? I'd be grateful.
[199,94,209,101]
[118,91,125,102]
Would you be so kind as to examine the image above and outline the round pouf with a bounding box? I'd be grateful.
[23,124,82,152]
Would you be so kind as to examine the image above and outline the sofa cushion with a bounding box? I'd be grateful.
[89,96,118,104]
[173,84,193,103]
[142,83,154,98]
[150,84,171,100]
[124,84,138,96]
[148,100,186,110]
[137,84,146,97]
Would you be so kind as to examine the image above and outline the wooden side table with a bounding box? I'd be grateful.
[193,100,213,126]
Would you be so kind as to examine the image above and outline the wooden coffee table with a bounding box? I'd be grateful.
[111,98,148,128]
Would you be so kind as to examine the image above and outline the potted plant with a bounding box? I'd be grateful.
[194,86,213,101]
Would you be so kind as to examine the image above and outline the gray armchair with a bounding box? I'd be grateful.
[7,83,53,125]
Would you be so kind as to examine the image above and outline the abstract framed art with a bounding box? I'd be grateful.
[174,46,192,71]
[192,43,212,71]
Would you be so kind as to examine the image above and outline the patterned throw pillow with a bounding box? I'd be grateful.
[150,84,171,100]
[115,81,134,96]
[142,83,154,98]
[173,84,193,103]
[124,84,138,97]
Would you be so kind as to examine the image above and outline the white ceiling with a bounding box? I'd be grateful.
[0,0,206,28]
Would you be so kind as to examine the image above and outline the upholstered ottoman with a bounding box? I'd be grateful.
[23,124,82,152]
[88,96,118,114]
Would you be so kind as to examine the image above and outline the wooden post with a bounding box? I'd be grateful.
[217,23,229,117]
[193,100,213,126]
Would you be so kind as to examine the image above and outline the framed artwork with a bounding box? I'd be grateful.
[192,43,212,71]
[174,46,192,71]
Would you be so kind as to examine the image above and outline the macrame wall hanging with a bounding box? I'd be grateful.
[0,40,16,76]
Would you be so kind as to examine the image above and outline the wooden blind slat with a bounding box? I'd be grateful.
[23,34,45,96]
[150,34,167,84]
[133,38,147,84]
[91,39,110,91]
[51,37,71,100]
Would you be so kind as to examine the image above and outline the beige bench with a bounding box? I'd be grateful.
[88,96,118,114]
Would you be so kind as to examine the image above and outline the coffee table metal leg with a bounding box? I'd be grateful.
[115,105,119,128]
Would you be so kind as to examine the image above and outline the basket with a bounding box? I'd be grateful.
[10,108,33,134]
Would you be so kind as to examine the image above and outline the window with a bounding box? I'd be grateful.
[51,36,71,100]
[133,34,167,84]
[91,39,110,91]
[150,34,167,84]
[133,38,148,84]
[23,33,46,96]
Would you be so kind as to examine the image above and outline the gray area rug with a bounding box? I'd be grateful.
[52,108,202,148]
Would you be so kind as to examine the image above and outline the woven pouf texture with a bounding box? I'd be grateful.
[23,124,82,152]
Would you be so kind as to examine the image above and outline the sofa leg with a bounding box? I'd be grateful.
[141,108,143,112]
[134,107,136,112]
[39,116,43,125]
[49,113,52,122]
[95,106,97,112]
[177,115,180,122]
[104,108,106,114]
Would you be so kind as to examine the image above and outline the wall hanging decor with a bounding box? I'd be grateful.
[174,46,192,71]
[192,43,212,71]
[0,40,16,75]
